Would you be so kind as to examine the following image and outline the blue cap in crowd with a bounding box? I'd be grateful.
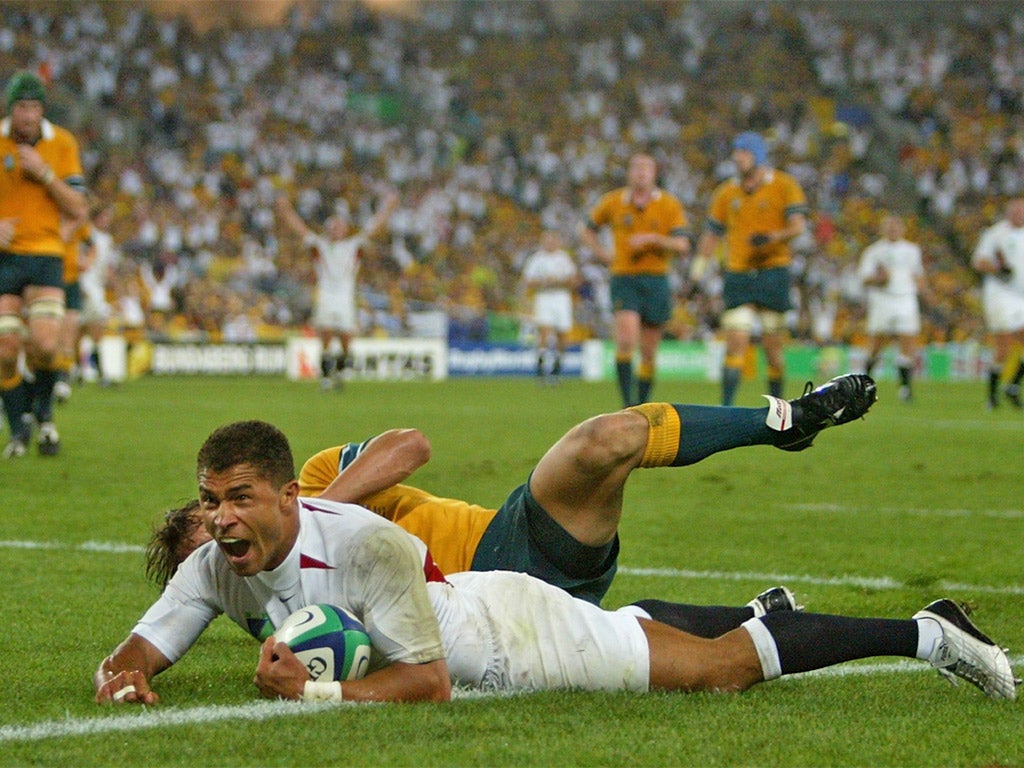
[733,131,768,166]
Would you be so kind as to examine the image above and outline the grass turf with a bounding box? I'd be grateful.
[0,374,1021,767]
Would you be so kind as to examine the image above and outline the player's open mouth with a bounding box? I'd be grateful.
[219,537,251,559]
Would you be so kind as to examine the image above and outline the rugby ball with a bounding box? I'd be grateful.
[273,604,372,682]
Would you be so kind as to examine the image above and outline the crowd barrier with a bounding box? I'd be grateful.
[94,336,996,383]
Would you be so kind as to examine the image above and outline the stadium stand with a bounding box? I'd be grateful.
[1,0,1021,352]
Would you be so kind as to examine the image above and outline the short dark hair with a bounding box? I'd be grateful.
[196,420,295,488]
[145,500,203,590]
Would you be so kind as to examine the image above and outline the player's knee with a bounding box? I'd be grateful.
[27,297,65,323]
[758,310,787,335]
[570,411,646,469]
[0,313,24,340]
[720,306,757,333]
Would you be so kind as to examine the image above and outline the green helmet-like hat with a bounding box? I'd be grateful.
[5,70,46,109]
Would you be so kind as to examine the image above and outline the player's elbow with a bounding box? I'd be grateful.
[395,428,431,469]
[424,661,452,702]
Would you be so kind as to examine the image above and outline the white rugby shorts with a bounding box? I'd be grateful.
[866,293,921,336]
[432,571,649,693]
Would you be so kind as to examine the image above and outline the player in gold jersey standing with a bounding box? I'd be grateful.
[0,70,86,457]
[581,153,691,407]
[695,132,808,405]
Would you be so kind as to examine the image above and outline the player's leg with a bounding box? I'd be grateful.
[863,333,886,379]
[1002,331,1024,408]
[529,373,877,545]
[761,327,786,399]
[621,586,801,639]
[53,300,80,404]
[613,309,640,407]
[535,325,553,378]
[609,275,642,407]
[756,290,791,399]
[720,313,753,406]
[0,292,31,457]
[635,276,672,405]
[337,330,354,381]
[645,601,1017,699]
[318,328,337,388]
[636,322,661,405]
[23,284,66,455]
[896,332,917,402]
[988,331,1010,408]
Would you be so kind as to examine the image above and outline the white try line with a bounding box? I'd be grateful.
[3,539,1023,596]
[2,657,1022,745]
[616,567,1024,596]
[782,503,1024,519]
[0,539,145,554]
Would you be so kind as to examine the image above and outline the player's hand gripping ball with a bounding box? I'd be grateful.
[273,604,372,681]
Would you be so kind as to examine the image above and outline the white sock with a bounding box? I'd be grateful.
[915,617,943,660]
[741,618,782,680]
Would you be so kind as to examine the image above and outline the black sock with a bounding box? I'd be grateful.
[31,368,58,423]
[989,368,1001,401]
[616,360,634,406]
[637,376,653,405]
[761,612,918,675]
[321,354,336,378]
[631,599,754,638]
[1,380,32,441]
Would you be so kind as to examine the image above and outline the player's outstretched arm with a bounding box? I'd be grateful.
[94,633,171,705]
[362,190,399,239]
[274,194,313,240]
[316,429,431,504]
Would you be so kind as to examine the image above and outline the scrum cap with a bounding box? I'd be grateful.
[5,70,46,109]
[733,131,768,166]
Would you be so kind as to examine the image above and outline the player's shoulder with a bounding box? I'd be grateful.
[593,187,627,210]
[43,120,79,148]
[711,176,741,198]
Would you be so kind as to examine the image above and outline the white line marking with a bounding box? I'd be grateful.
[3,658,1021,744]
[0,539,145,553]
[0,700,340,744]
[782,503,1024,519]
[616,567,1024,596]
[4,540,1022,595]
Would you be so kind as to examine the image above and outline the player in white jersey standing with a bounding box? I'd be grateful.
[76,204,118,385]
[94,421,1017,706]
[521,230,578,382]
[856,214,927,402]
[971,197,1024,409]
[276,190,397,390]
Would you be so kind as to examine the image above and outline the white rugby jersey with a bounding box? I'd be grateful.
[856,237,923,297]
[304,232,367,304]
[973,220,1024,294]
[133,498,649,693]
[522,247,577,298]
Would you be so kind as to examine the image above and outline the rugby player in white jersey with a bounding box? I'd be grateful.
[856,214,927,402]
[972,197,1024,409]
[521,230,578,382]
[275,189,397,390]
[96,421,1017,705]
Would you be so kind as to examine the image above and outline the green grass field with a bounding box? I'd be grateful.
[1,374,1021,767]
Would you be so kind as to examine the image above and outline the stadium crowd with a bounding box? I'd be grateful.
[3,0,1023,354]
